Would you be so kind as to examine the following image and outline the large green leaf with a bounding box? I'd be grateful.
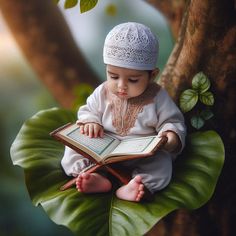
[10,108,225,236]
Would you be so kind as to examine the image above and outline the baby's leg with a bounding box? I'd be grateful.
[132,151,172,193]
[61,147,93,176]
[76,172,112,193]
[120,151,172,196]
[116,175,145,202]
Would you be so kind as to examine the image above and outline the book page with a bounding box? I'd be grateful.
[111,136,156,155]
[67,127,117,156]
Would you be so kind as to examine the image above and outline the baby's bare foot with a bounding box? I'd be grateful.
[76,172,112,193]
[116,175,145,202]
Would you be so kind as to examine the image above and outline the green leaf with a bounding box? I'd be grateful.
[53,0,60,4]
[200,109,214,120]
[200,91,214,106]
[10,108,224,236]
[179,89,198,113]
[192,72,210,93]
[191,115,205,129]
[64,0,78,9]
[80,0,98,13]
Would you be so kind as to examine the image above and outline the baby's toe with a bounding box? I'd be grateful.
[138,184,144,191]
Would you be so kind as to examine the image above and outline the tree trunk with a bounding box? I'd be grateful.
[0,0,100,108]
[147,0,236,235]
[146,0,188,40]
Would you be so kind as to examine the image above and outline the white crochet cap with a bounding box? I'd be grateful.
[103,22,159,70]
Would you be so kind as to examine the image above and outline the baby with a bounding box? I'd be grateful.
[61,22,186,202]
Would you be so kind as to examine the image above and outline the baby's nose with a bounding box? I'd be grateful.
[118,80,127,90]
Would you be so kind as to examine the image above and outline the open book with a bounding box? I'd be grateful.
[50,123,167,189]
[50,123,167,165]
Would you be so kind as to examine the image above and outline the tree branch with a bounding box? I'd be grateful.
[0,0,100,108]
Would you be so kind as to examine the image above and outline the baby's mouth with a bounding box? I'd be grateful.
[117,91,128,97]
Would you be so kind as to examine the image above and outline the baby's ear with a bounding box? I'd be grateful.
[150,68,159,81]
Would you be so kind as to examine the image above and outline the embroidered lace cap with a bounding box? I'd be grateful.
[103,22,159,70]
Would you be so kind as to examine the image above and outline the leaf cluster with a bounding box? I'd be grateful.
[54,0,98,13]
[179,72,215,130]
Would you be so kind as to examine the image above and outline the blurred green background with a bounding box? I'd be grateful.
[0,0,173,235]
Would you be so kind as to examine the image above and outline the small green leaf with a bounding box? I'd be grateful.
[192,72,210,94]
[80,0,98,13]
[200,91,214,106]
[64,0,78,9]
[200,109,214,120]
[53,0,60,4]
[179,89,198,113]
[191,115,205,129]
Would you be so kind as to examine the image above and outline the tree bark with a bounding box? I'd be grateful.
[146,0,188,39]
[159,0,236,152]
[147,0,236,235]
[0,0,100,108]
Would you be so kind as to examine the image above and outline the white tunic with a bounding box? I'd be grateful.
[61,82,186,193]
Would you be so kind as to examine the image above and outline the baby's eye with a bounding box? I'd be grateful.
[128,78,139,83]
[110,75,119,80]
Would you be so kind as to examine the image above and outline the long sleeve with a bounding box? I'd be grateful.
[61,146,93,177]
[155,89,186,153]
[77,83,106,126]
[61,84,107,177]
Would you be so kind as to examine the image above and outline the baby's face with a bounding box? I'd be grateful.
[106,65,157,99]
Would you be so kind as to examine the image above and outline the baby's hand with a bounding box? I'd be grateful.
[79,123,104,138]
[161,131,181,153]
